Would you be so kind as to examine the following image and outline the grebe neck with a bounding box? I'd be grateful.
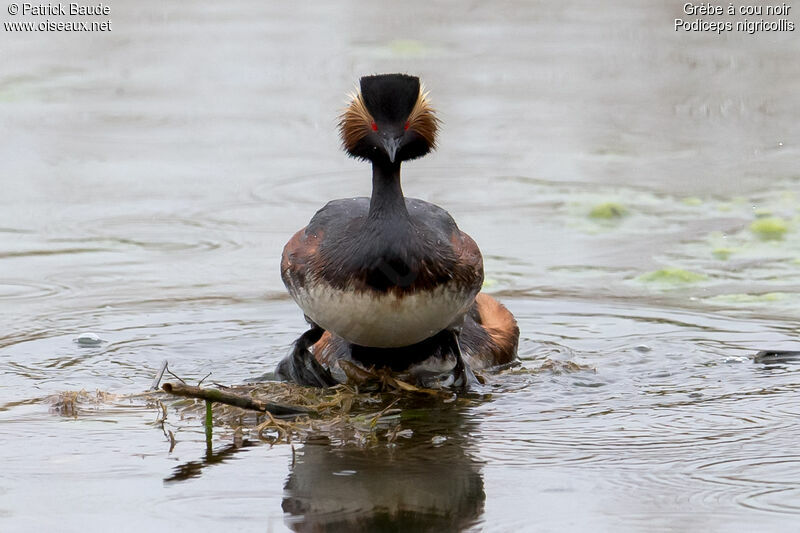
[368,160,408,221]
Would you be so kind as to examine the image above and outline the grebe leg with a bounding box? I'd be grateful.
[276,325,338,387]
[448,329,478,392]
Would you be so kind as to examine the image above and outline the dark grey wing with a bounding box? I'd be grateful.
[306,197,370,236]
[404,197,459,239]
[281,198,370,293]
[405,197,484,292]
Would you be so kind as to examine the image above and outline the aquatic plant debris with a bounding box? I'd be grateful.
[47,390,119,417]
[154,377,480,447]
[506,358,595,375]
[750,217,789,240]
[47,380,480,449]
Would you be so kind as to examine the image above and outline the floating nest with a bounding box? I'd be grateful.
[159,367,474,447]
[45,357,598,448]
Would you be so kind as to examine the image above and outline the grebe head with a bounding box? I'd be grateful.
[339,74,439,164]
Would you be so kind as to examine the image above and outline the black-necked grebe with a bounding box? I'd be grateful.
[276,74,518,389]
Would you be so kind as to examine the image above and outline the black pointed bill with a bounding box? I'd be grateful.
[382,136,402,163]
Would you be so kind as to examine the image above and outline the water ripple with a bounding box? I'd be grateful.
[0,279,67,300]
[74,214,243,254]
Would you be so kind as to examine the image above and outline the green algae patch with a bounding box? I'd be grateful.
[389,39,427,57]
[638,268,707,285]
[750,217,789,240]
[682,197,703,206]
[589,202,627,220]
[712,247,736,260]
[708,292,788,304]
[0,90,18,102]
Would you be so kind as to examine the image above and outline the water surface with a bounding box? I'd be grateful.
[2,1,800,531]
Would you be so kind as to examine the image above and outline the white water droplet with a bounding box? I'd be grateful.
[75,332,103,346]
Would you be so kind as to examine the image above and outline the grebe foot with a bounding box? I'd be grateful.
[276,326,338,388]
[448,329,478,392]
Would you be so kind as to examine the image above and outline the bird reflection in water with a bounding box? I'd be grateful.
[161,402,485,530]
[281,404,485,532]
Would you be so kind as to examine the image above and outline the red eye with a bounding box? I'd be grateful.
[404,121,409,130]
[371,121,378,131]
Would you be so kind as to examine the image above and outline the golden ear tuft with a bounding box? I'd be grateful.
[407,86,439,149]
[338,91,374,153]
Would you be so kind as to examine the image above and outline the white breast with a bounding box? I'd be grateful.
[289,280,476,348]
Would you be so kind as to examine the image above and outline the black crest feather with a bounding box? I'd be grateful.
[360,74,420,123]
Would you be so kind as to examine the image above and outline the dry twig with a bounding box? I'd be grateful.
[161,382,312,418]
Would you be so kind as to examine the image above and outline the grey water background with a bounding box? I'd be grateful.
[2,1,800,531]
